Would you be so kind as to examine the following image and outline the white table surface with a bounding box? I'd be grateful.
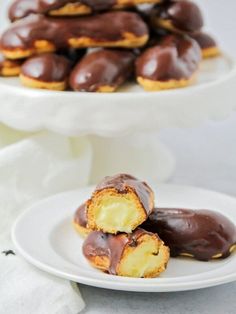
[79,2,236,312]
[79,282,236,314]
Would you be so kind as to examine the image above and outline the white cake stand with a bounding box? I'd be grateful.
[0,55,235,136]
[0,56,235,182]
[1,2,236,181]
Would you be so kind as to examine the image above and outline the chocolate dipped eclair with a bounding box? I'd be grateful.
[20,53,71,90]
[142,208,236,261]
[74,203,236,261]
[151,0,204,34]
[83,228,170,277]
[136,34,201,91]
[9,0,164,21]
[69,49,135,92]
[0,52,22,77]
[73,203,90,237]
[86,174,154,234]
[0,12,149,59]
[191,32,220,59]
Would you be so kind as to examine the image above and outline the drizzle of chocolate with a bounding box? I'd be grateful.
[94,174,154,216]
[74,203,87,228]
[142,208,236,261]
[21,53,71,82]
[152,1,204,33]
[69,49,135,92]
[1,12,148,50]
[136,34,201,81]
[191,32,217,50]
[82,228,152,274]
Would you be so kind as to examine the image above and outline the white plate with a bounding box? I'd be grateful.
[12,184,236,292]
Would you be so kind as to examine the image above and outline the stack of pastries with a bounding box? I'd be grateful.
[0,0,220,92]
[74,174,236,278]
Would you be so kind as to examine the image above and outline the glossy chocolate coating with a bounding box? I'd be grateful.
[74,203,87,228]
[136,34,201,81]
[8,0,138,21]
[21,53,70,82]
[152,1,204,33]
[80,0,116,11]
[191,32,217,50]
[142,208,236,261]
[1,12,148,51]
[83,228,152,274]
[94,174,154,216]
[9,0,78,21]
[69,49,135,92]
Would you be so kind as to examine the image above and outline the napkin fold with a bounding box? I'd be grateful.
[0,126,90,314]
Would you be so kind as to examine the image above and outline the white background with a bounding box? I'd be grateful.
[160,0,236,197]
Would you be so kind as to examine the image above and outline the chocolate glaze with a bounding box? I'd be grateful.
[142,208,236,261]
[21,53,70,82]
[93,174,154,217]
[80,0,116,11]
[136,34,201,81]
[1,12,148,51]
[9,0,142,21]
[9,0,78,21]
[191,32,217,50]
[82,228,153,274]
[152,1,204,33]
[74,203,87,228]
[69,49,135,92]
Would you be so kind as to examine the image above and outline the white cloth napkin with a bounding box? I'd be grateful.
[0,125,91,314]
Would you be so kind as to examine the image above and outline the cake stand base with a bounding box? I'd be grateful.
[88,134,175,183]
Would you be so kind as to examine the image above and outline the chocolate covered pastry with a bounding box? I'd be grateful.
[20,53,71,90]
[83,228,170,277]
[9,0,164,21]
[142,208,236,261]
[136,34,201,91]
[0,52,22,76]
[0,12,149,59]
[73,203,90,237]
[0,0,220,93]
[70,49,135,92]
[151,1,203,34]
[191,32,220,59]
[86,174,154,234]
[74,203,236,261]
